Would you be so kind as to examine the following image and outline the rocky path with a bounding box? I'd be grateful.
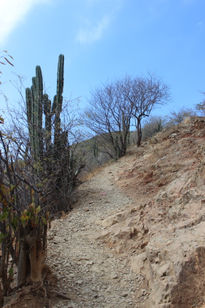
[47,161,143,308]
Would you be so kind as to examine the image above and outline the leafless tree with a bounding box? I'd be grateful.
[85,75,169,157]
[123,75,169,146]
[0,51,14,84]
[142,116,164,140]
[196,95,205,115]
[168,108,196,126]
[84,80,132,159]
[0,50,14,121]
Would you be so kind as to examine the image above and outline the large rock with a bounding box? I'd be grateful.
[131,221,205,307]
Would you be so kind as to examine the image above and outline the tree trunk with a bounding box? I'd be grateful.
[136,118,142,147]
[0,282,4,308]
[17,240,30,287]
[29,238,45,282]
[17,234,46,286]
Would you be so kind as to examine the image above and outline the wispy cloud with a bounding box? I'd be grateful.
[76,15,111,44]
[76,0,124,44]
[0,0,51,46]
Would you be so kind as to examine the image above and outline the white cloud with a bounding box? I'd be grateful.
[0,0,51,46]
[76,15,111,44]
[76,0,124,44]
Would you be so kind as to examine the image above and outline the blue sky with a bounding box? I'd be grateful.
[0,0,205,119]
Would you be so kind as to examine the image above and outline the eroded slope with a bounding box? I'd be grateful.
[98,117,205,307]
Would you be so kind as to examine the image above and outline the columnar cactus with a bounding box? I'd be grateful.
[25,54,79,213]
[26,66,43,160]
[26,54,65,161]
[53,54,64,148]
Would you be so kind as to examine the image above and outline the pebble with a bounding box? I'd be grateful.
[122,292,128,297]
[76,280,83,285]
[47,165,144,307]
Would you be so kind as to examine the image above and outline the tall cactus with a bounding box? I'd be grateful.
[54,54,64,148]
[26,66,43,160]
[26,54,65,161]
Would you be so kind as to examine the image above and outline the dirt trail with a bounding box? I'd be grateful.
[48,160,144,308]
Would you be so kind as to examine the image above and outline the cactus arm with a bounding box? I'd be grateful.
[54,55,64,148]
[43,94,52,151]
[35,66,43,159]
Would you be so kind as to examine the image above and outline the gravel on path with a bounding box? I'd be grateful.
[48,162,143,308]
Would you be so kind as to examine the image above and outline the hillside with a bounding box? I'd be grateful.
[4,116,205,308]
[98,116,205,307]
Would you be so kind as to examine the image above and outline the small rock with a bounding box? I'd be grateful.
[86,261,94,265]
[122,292,128,297]
[76,280,83,285]
[140,289,147,297]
